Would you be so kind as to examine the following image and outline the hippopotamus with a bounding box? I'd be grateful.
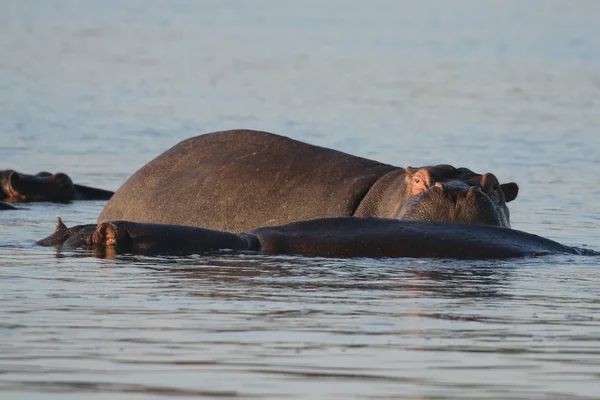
[38,217,596,259]
[99,130,519,231]
[0,201,17,210]
[0,170,113,206]
[36,130,597,259]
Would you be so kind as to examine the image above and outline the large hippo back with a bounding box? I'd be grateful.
[99,130,397,232]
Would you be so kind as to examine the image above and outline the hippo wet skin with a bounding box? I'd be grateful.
[0,170,113,206]
[38,217,595,260]
[99,130,519,232]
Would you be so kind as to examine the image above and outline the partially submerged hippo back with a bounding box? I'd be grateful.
[0,201,17,210]
[99,130,518,232]
[100,130,395,231]
[39,217,596,260]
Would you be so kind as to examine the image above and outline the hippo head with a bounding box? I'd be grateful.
[395,165,519,228]
[0,170,76,202]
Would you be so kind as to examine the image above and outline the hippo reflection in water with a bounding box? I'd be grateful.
[36,130,597,259]
[0,170,113,206]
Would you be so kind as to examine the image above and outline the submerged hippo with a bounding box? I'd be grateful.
[0,201,17,210]
[38,217,596,259]
[0,170,113,206]
[99,130,519,231]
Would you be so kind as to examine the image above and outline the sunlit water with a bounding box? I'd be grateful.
[1,1,600,398]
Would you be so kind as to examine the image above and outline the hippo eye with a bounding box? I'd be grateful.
[414,177,421,184]
[486,182,500,196]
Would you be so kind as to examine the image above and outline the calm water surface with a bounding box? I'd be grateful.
[1,1,600,398]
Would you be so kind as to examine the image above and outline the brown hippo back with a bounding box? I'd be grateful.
[99,130,397,232]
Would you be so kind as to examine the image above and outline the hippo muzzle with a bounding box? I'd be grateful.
[395,170,515,228]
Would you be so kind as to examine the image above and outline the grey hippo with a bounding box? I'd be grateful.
[98,130,519,231]
[36,130,598,259]
[0,170,113,207]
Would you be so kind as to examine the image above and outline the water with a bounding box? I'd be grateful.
[1,0,600,398]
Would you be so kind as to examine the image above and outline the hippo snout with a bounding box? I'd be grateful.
[395,180,511,228]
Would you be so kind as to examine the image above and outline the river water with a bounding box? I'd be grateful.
[1,1,600,399]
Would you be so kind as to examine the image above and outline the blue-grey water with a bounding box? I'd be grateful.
[1,1,600,399]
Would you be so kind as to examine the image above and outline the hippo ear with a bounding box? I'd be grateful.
[500,182,519,202]
[56,216,68,232]
[8,171,23,194]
